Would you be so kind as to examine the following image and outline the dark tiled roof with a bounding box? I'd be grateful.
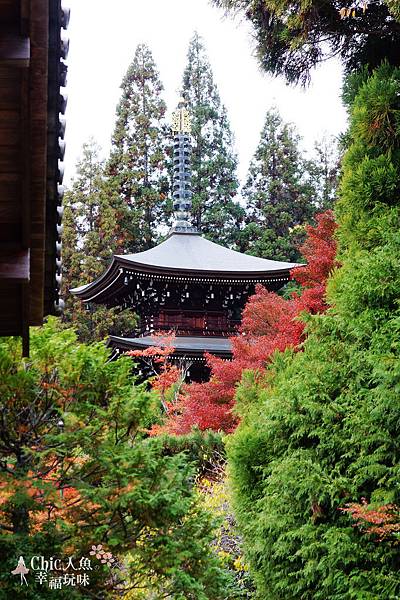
[109,335,232,358]
[71,231,298,300]
[117,232,297,274]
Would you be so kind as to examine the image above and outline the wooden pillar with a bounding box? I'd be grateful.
[22,281,30,357]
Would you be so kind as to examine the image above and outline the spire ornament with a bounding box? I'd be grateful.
[171,96,191,134]
[170,97,197,233]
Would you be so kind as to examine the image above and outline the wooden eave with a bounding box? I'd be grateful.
[71,255,294,304]
[0,0,68,354]
[71,231,298,304]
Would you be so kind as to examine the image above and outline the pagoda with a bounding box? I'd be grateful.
[71,99,297,380]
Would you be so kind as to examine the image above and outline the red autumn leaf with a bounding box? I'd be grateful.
[158,211,338,435]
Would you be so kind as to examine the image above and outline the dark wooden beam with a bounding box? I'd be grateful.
[29,0,49,325]
[20,0,30,36]
[0,0,20,24]
[0,32,30,67]
[21,68,30,248]
[0,247,29,281]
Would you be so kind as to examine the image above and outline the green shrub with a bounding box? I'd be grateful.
[0,320,230,599]
[227,64,400,599]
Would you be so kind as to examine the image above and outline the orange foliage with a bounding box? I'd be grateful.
[159,211,338,435]
[127,332,182,410]
[0,457,85,533]
[340,498,400,540]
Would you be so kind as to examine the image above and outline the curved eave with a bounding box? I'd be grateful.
[70,256,123,301]
[70,255,299,303]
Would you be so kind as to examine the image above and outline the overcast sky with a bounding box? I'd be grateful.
[64,0,348,186]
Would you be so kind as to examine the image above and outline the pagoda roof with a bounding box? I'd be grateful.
[118,231,296,273]
[108,334,232,360]
[71,231,298,302]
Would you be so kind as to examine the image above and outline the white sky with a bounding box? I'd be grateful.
[64,0,348,186]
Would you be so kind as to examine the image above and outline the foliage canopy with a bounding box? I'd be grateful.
[0,320,231,599]
[212,0,400,84]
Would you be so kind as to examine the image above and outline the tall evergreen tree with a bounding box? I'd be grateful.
[62,139,136,342]
[181,32,244,247]
[107,43,170,252]
[240,108,315,262]
[307,134,341,210]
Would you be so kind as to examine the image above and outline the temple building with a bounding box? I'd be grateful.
[72,99,297,380]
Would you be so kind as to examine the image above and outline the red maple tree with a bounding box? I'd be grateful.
[126,332,184,413]
[157,211,338,435]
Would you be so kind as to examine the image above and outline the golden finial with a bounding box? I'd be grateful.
[171,96,191,133]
